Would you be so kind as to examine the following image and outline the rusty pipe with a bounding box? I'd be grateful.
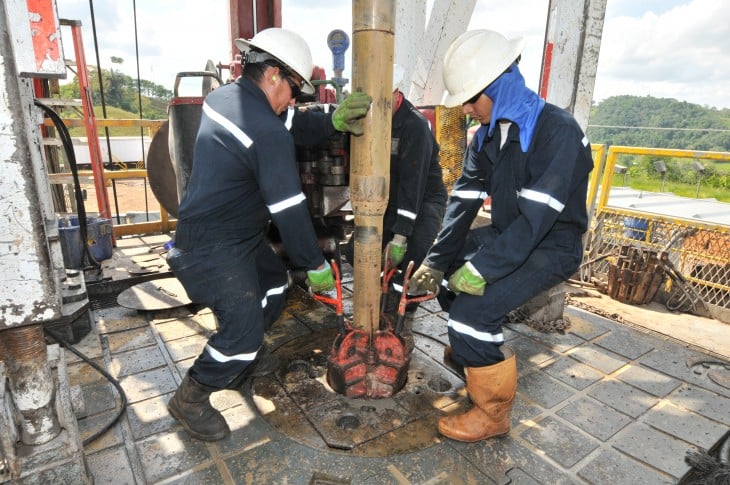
[0,325,61,445]
[350,0,395,333]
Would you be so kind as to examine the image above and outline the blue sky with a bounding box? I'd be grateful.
[55,0,730,109]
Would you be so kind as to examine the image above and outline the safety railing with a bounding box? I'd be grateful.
[43,117,173,238]
[582,145,730,321]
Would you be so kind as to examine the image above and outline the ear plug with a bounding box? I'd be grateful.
[272,75,278,81]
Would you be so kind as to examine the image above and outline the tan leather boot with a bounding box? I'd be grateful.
[438,346,517,442]
[168,373,230,441]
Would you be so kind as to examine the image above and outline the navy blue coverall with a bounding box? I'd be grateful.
[167,77,336,390]
[345,96,447,289]
[423,103,594,366]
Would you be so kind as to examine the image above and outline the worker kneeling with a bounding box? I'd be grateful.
[408,30,593,442]
[166,28,371,441]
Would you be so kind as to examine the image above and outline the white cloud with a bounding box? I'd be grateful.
[54,0,730,109]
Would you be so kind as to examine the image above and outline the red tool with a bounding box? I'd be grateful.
[312,251,437,399]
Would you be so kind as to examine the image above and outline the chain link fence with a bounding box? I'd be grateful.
[581,208,730,321]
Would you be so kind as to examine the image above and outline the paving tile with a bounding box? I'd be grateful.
[544,356,604,390]
[639,347,730,398]
[510,337,560,368]
[451,435,577,484]
[64,328,103,364]
[615,364,681,397]
[165,334,208,362]
[176,357,196,377]
[518,370,576,409]
[119,366,177,403]
[77,382,117,418]
[668,384,730,426]
[612,423,694,479]
[126,392,177,440]
[95,311,149,334]
[67,358,108,386]
[594,328,657,360]
[109,345,166,378]
[77,409,124,454]
[507,325,586,353]
[587,379,659,418]
[556,396,632,441]
[569,344,629,374]
[215,403,273,455]
[264,314,316,349]
[511,394,544,429]
[564,307,613,340]
[105,327,156,354]
[578,448,675,484]
[85,445,135,485]
[412,313,449,341]
[520,416,598,467]
[135,429,212,483]
[644,401,728,448]
[154,317,216,342]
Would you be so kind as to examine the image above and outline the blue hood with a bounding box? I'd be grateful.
[475,64,545,153]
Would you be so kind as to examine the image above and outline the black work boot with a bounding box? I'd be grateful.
[168,373,230,441]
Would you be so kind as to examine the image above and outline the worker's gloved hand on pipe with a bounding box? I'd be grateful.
[407,264,444,295]
[332,92,372,136]
[448,262,486,296]
[307,260,335,293]
[384,234,407,267]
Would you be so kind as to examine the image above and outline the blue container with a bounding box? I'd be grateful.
[622,217,649,241]
[58,216,113,269]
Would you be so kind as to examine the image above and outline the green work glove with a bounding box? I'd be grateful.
[448,262,486,296]
[384,234,407,267]
[407,264,444,295]
[307,260,335,293]
[332,92,372,136]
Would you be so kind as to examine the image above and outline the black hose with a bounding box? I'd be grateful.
[33,98,100,271]
[44,326,127,446]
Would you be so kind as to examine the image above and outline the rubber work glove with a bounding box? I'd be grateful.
[448,262,486,296]
[384,234,407,267]
[307,260,335,293]
[407,264,444,295]
[332,92,372,136]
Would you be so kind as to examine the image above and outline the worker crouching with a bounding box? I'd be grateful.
[166,28,371,441]
[408,30,594,442]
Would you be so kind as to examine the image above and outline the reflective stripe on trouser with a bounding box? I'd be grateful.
[439,230,582,367]
[166,240,287,390]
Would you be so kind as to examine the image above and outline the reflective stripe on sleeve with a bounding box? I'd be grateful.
[518,188,565,212]
[267,193,307,214]
[448,319,504,343]
[202,102,253,148]
[397,208,417,220]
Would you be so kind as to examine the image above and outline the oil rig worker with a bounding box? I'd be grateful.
[343,64,447,351]
[166,27,371,442]
[408,30,593,442]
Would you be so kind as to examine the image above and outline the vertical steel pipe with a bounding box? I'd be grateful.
[0,326,61,445]
[350,0,395,332]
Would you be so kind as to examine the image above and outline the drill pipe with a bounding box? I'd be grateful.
[349,0,395,333]
[0,325,61,445]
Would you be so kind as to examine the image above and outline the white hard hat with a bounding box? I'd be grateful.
[441,30,525,108]
[392,64,405,91]
[235,28,315,95]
